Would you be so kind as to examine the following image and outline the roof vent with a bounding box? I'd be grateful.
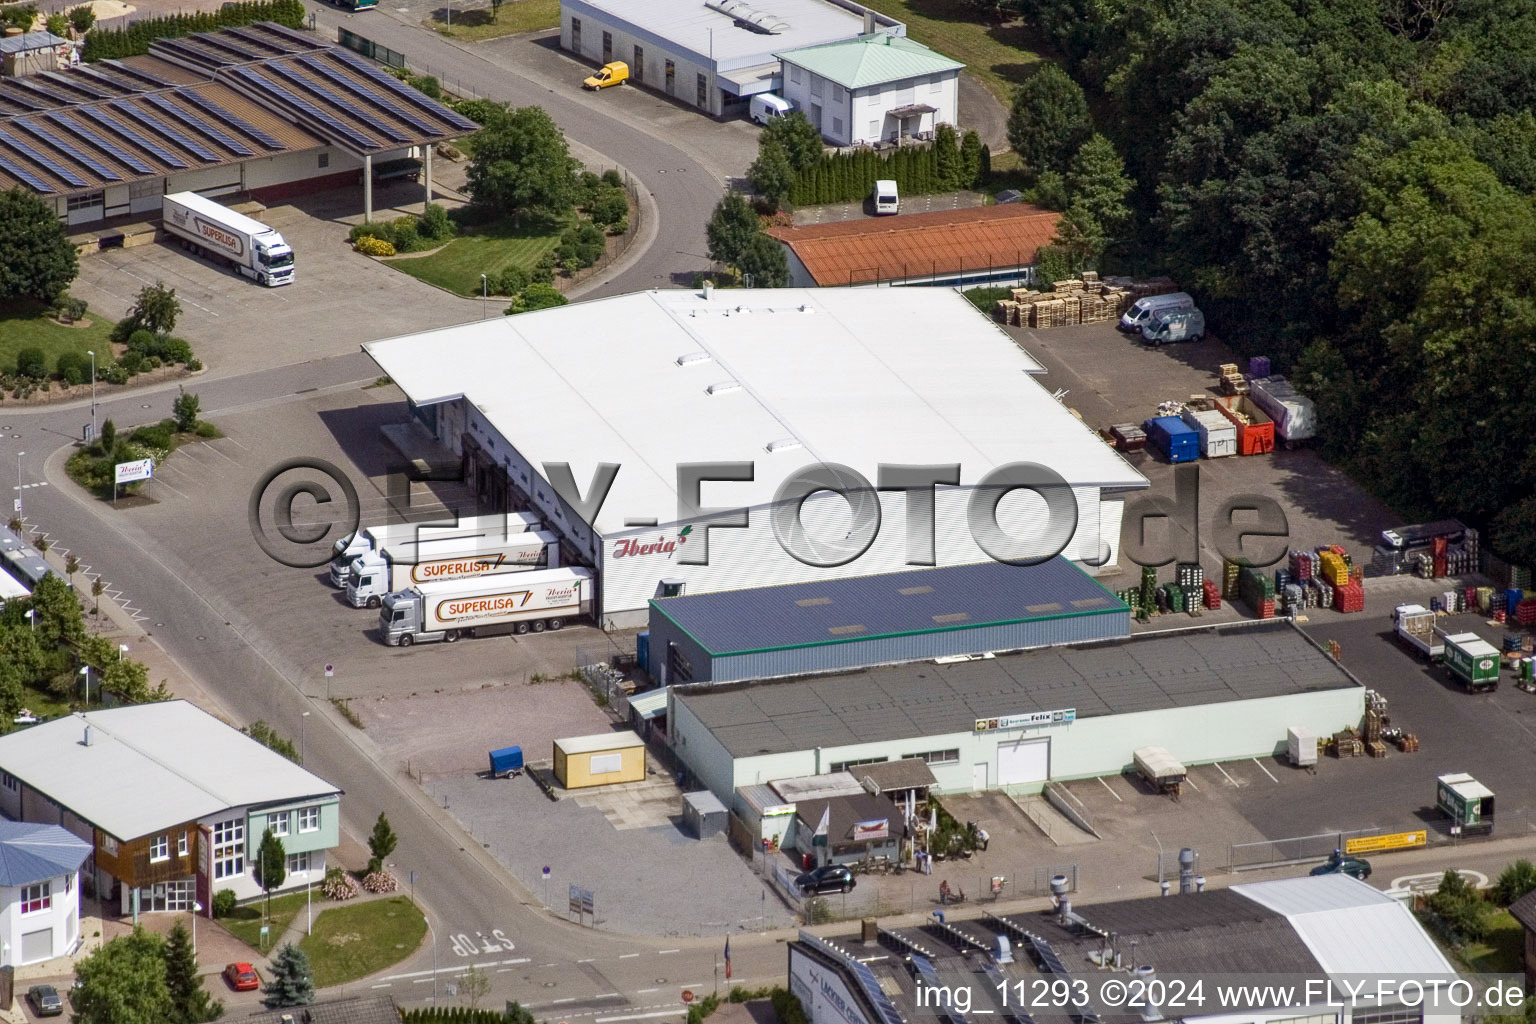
[765,438,802,453]
[703,0,789,33]
[706,380,742,395]
[676,352,712,367]
[799,304,814,313]
[83,725,94,746]
[702,279,714,300]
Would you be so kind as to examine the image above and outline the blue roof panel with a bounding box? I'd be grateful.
[651,558,1125,656]
[0,820,92,887]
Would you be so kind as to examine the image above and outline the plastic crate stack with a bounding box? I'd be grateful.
[1163,582,1185,613]
[1202,580,1222,609]
[1518,599,1536,626]
[1289,549,1315,582]
[1140,565,1158,616]
[1221,558,1243,599]
[1239,566,1276,618]
[1283,582,1306,612]
[1117,588,1142,615]
[1177,563,1204,614]
[1335,572,1365,613]
[1413,551,1436,578]
[1476,586,1495,613]
[1311,578,1334,609]
[1505,588,1526,617]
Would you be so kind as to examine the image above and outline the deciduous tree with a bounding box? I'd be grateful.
[467,107,580,223]
[705,193,760,269]
[1005,65,1092,181]
[73,927,175,1024]
[0,188,78,303]
[762,111,823,172]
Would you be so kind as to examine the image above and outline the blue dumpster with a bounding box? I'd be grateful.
[488,745,524,778]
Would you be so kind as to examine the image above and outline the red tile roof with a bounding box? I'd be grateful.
[767,203,1061,286]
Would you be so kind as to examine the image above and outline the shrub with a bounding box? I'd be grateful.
[161,337,193,364]
[408,74,441,99]
[321,867,361,901]
[194,421,219,437]
[47,12,68,36]
[2,5,36,30]
[601,169,623,188]
[119,350,144,375]
[57,294,87,321]
[576,170,601,207]
[130,423,173,449]
[354,236,396,257]
[561,256,580,274]
[608,218,628,236]
[348,221,393,244]
[212,889,237,918]
[15,347,47,379]
[361,871,398,893]
[55,351,85,386]
[1493,859,1536,906]
[104,365,129,385]
[69,4,95,32]
[453,98,509,125]
[187,358,203,372]
[127,328,156,352]
[588,186,628,227]
[493,266,530,295]
[419,203,452,241]
[390,216,421,251]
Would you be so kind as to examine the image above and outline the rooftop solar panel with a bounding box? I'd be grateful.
[5,133,91,186]
[246,22,322,50]
[78,107,188,168]
[101,59,173,87]
[297,55,440,136]
[72,65,147,94]
[36,72,114,100]
[0,154,56,192]
[151,37,225,69]
[14,120,122,180]
[143,93,254,156]
[1,77,78,107]
[46,111,155,174]
[177,89,285,150]
[231,66,376,150]
[191,33,265,60]
[0,87,47,111]
[265,61,411,144]
[109,102,219,161]
[329,47,479,131]
[221,25,306,54]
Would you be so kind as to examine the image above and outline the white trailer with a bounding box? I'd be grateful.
[380,567,594,647]
[1393,603,1444,659]
[161,192,295,286]
[346,529,560,607]
[0,570,30,609]
[1247,375,1317,446]
[328,512,541,586]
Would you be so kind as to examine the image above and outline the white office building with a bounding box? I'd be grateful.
[777,34,962,145]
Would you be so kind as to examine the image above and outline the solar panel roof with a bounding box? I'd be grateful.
[46,111,155,174]
[12,120,120,180]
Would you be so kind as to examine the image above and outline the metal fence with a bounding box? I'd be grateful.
[337,27,405,68]
[777,862,1079,924]
[1227,828,1384,872]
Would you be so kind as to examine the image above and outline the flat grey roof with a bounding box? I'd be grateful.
[650,558,1126,656]
[674,620,1361,758]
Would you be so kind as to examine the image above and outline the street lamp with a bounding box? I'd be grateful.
[118,643,129,661]
[301,711,310,765]
[78,665,91,707]
[23,609,34,633]
[15,451,23,516]
[192,901,203,956]
[87,350,96,441]
[481,274,488,318]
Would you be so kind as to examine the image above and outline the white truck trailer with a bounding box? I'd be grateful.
[328,512,541,587]
[1247,375,1318,448]
[161,192,295,286]
[380,567,594,646]
[346,529,560,608]
[1393,603,1445,659]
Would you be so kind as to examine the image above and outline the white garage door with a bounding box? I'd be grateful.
[21,927,52,964]
[997,739,1050,787]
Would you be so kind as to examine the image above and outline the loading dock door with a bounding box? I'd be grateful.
[997,738,1050,787]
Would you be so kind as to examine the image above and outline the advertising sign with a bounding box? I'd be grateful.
[1345,830,1428,855]
[974,708,1076,732]
[851,819,889,842]
[115,458,154,485]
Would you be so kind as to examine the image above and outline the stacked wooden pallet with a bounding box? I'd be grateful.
[1396,733,1420,753]
[993,277,1134,328]
[1218,363,1249,395]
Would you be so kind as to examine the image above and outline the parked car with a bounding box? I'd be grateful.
[1118,291,1194,333]
[583,61,628,90]
[27,985,63,1017]
[224,962,261,991]
[994,189,1024,205]
[1310,850,1372,880]
[872,179,899,215]
[796,864,856,895]
[750,93,792,125]
[1141,308,1206,345]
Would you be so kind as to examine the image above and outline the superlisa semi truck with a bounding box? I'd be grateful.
[345,530,560,608]
[380,567,594,646]
[329,513,542,587]
[161,192,294,286]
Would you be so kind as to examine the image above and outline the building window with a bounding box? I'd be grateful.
[832,117,843,137]
[65,874,72,894]
[178,831,188,857]
[269,813,290,837]
[1,771,17,792]
[66,191,104,211]
[903,749,961,766]
[20,882,50,914]
[633,44,644,82]
[1353,1012,1420,1024]
[789,65,801,85]
[696,72,708,108]
[832,84,843,102]
[830,756,889,773]
[286,851,311,874]
[570,16,580,52]
[212,817,244,880]
[868,120,878,137]
[101,835,118,856]
[129,178,162,199]
[318,152,329,168]
[601,30,612,62]
[810,73,823,98]
[135,880,193,913]
[298,806,321,833]
[150,834,169,862]
[930,73,942,93]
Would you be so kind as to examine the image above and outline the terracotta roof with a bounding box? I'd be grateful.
[768,203,1061,286]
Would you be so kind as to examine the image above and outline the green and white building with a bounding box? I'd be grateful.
[775,34,964,146]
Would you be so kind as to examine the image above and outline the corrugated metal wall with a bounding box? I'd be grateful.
[647,610,713,687]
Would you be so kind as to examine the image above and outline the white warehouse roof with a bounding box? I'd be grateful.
[0,701,341,841]
[364,288,1147,539]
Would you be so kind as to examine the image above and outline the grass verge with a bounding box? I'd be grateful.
[223,891,310,954]
[0,301,113,378]
[300,896,426,987]
[386,216,566,296]
[962,285,1012,311]
[427,0,558,41]
[860,0,1045,104]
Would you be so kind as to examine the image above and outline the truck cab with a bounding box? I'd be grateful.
[346,552,389,608]
[253,234,295,286]
[381,590,430,647]
[329,532,372,587]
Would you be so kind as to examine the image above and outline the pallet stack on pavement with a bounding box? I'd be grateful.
[1202,580,1222,609]
[998,277,1134,329]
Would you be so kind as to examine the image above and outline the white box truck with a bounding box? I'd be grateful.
[328,512,541,587]
[1248,375,1317,447]
[346,529,560,608]
[1393,603,1444,659]
[162,192,294,286]
[380,567,594,646]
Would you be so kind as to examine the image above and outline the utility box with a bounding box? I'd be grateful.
[1287,727,1317,767]
[682,790,728,839]
[1437,772,1495,834]
[553,731,646,789]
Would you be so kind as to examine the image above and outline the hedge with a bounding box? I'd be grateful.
[401,1010,513,1024]
[82,0,305,61]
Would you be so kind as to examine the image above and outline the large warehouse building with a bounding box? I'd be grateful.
[647,558,1130,685]
[0,23,477,225]
[558,0,903,117]
[666,620,1367,802]
[363,287,1149,629]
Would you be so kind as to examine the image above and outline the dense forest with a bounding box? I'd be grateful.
[992,0,1536,563]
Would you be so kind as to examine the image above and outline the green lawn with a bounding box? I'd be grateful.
[223,891,311,954]
[300,896,426,988]
[428,0,559,41]
[863,0,1045,104]
[0,302,114,378]
[1459,910,1524,973]
[386,217,566,296]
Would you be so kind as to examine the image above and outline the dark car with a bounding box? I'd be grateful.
[796,864,856,895]
[28,985,64,1017]
[1310,850,1372,880]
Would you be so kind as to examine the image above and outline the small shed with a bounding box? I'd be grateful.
[553,731,646,790]
[682,790,728,839]
[1,31,74,77]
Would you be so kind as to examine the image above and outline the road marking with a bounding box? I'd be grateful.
[497,969,515,973]
[620,953,640,959]
[552,998,577,1004]
[579,958,596,963]
[1096,777,1122,802]
[413,979,434,985]
[503,957,530,965]
[1213,762,1240,787]
[595,1012,681,1023]
[636,989,658,994]
[11,482,49,490]
[657,949,680,954]
[1183,773,1200,793]
[371,984,392,989]
[1252,758,1279,783]
[474,960,503,968]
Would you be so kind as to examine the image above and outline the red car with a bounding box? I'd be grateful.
[224,963,260,991]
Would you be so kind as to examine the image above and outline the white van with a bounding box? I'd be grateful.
[873,179,899,215]
[750,93,792,125]
[1118,291,1193,333]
